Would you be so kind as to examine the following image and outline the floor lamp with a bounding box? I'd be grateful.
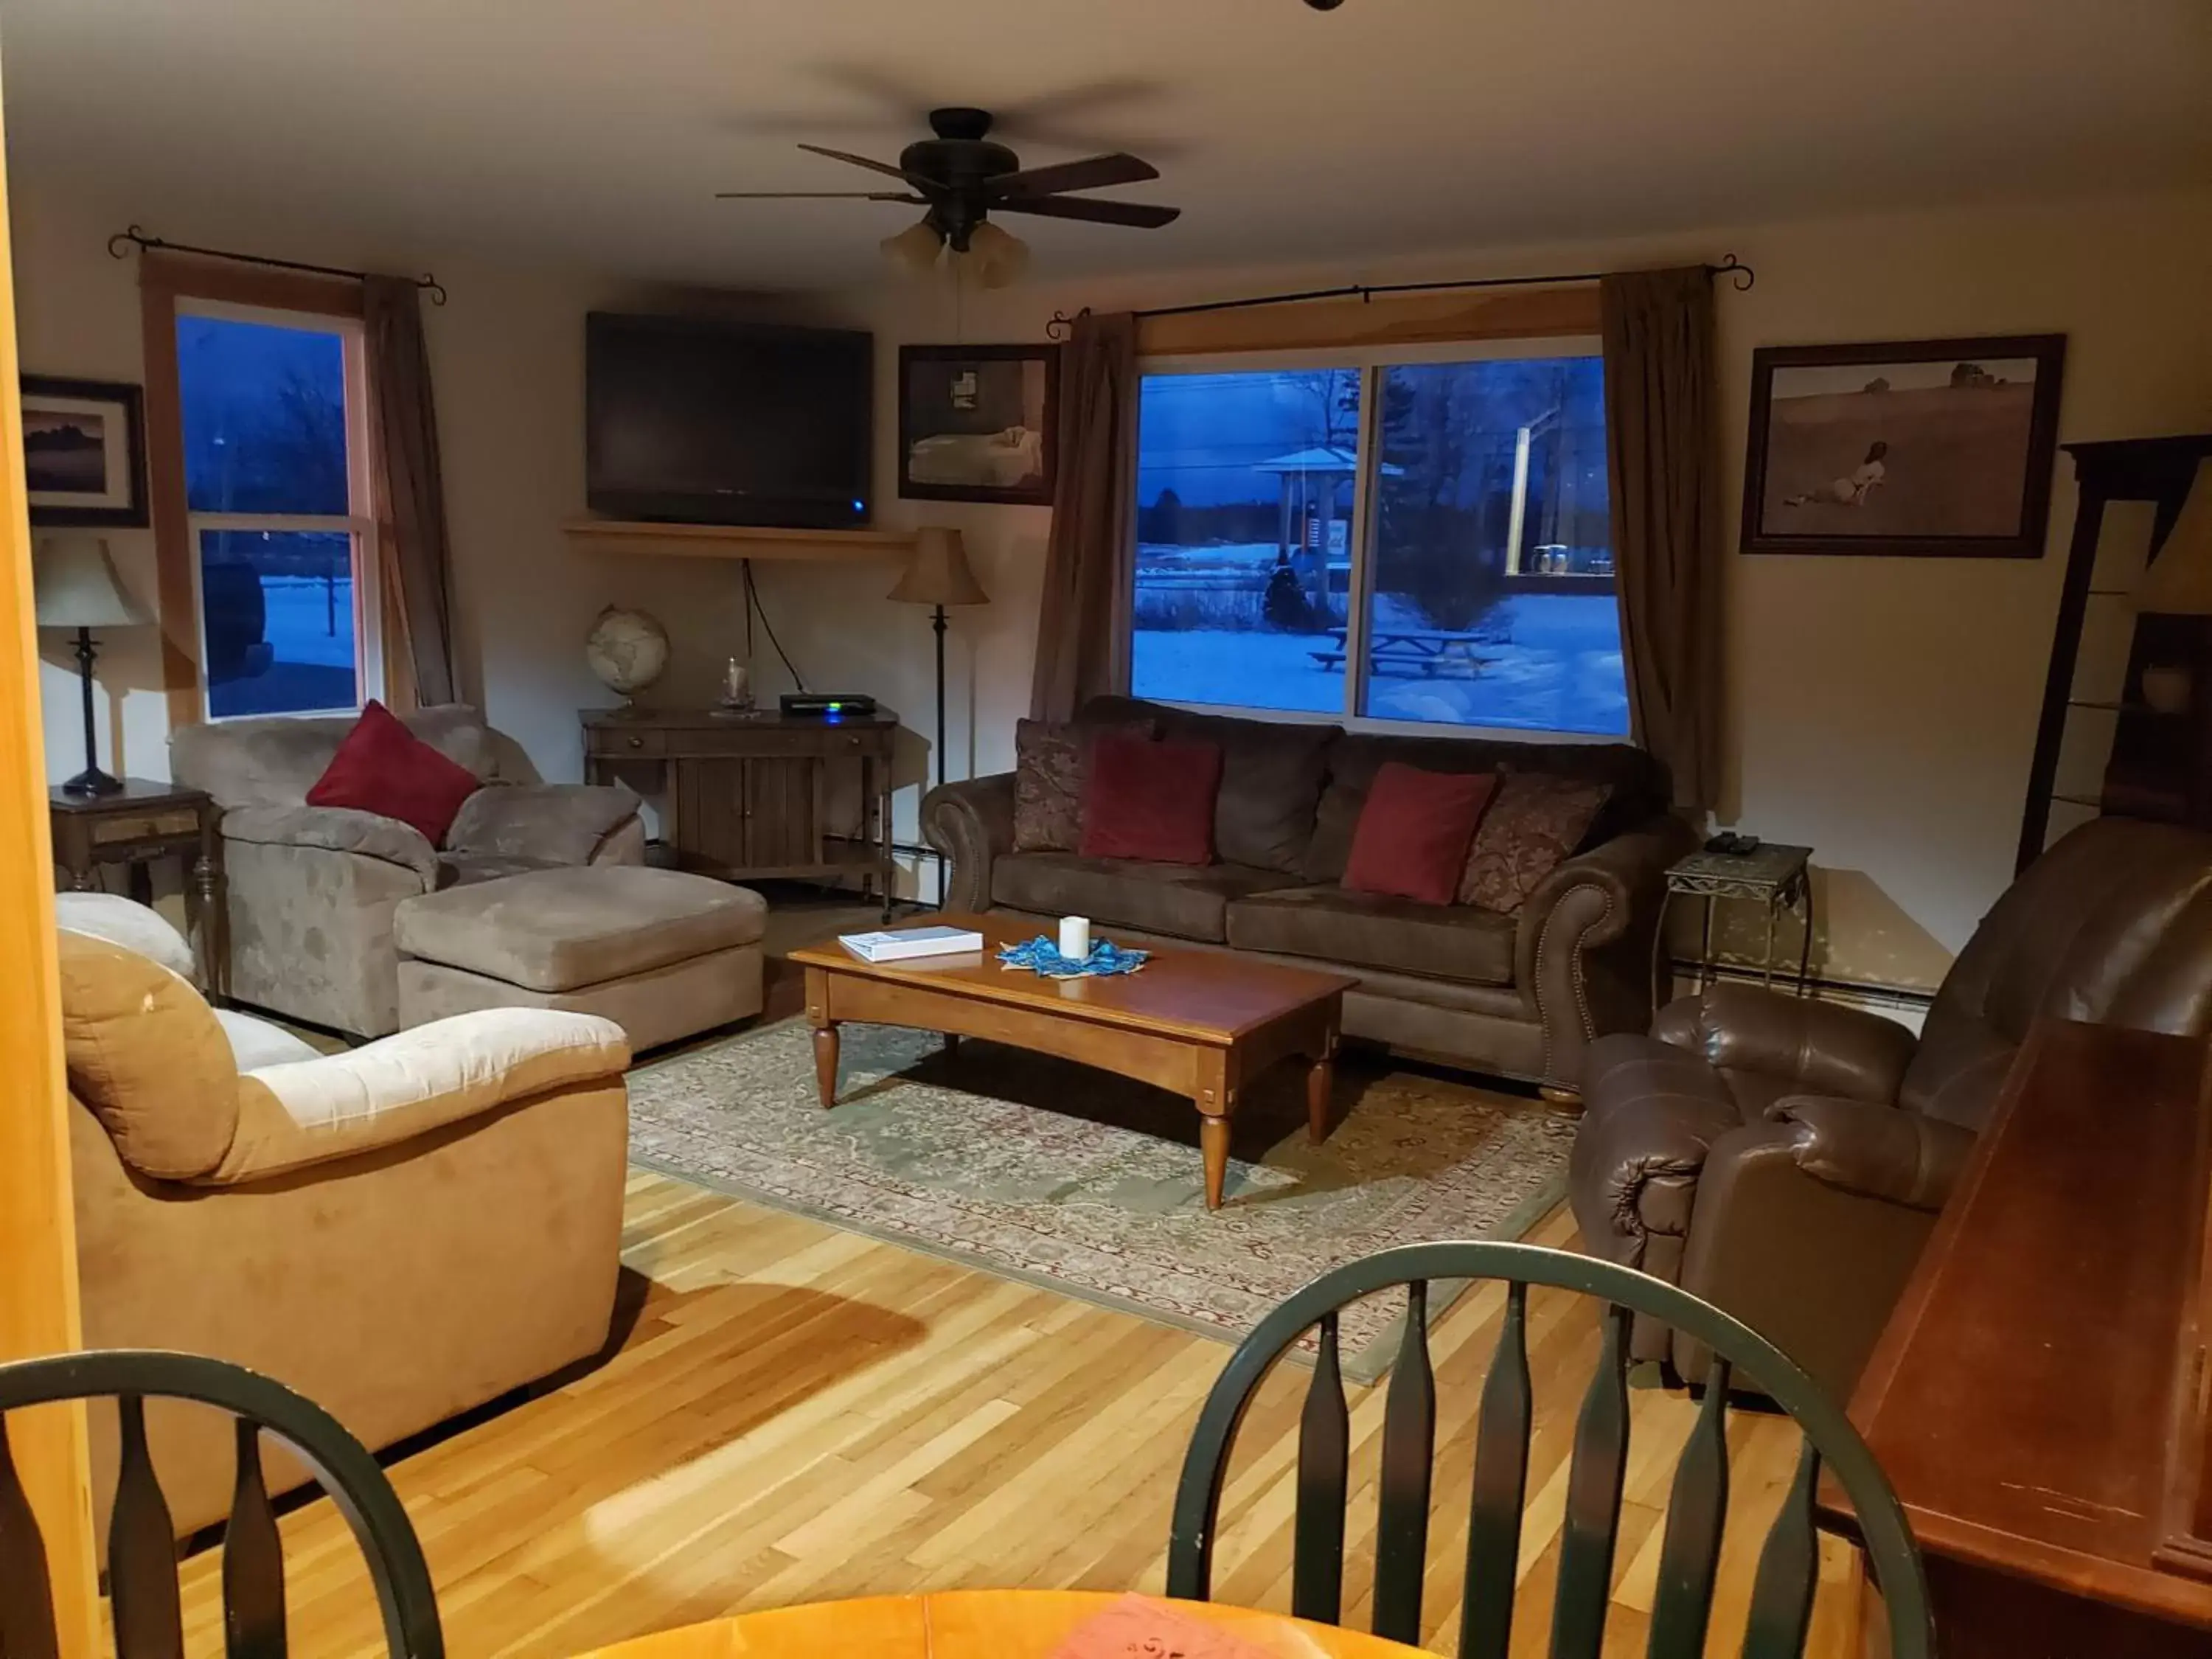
[889,528,989,901]
[34,537,151,796]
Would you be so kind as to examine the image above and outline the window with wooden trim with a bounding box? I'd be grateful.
[1131,336,1626,738]
[173,299,378,719]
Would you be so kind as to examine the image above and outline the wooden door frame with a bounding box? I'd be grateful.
[0,51,101,1659]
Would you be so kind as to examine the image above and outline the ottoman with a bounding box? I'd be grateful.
[394,866,765,1051]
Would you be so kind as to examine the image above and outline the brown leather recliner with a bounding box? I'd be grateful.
[1568,817,2212,1396]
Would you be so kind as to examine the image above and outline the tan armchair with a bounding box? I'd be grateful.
[170,703,646,1037]
[55,899,633,1537]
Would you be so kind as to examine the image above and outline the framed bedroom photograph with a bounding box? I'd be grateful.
[1741,334,2066,558]
[19,374,149,528]
[899,343,1059,506]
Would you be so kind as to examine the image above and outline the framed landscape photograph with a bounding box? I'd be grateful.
[899,343,1058,505]
[1741,334,2066,557]
[20,374,149,527]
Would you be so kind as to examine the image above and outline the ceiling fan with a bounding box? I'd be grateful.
[716,106,1180,285]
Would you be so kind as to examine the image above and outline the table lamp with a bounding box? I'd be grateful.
[34,536,151,796]
[888,527,990,792]
[2135,460,2212,714]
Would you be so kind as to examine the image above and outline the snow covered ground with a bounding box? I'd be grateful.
[262,576,357,669]
[206,576,358,718]
[1132,591,1628,736]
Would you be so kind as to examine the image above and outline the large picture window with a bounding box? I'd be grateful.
[1132,341,1624,737]
[176,304,378,720]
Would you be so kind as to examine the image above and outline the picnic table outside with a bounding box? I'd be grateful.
[1309,625,1498,678]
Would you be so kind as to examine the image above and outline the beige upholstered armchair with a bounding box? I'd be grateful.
[170,703,645,1036]
[55,893,632,1537]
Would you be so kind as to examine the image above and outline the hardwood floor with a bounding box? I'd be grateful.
[172,1173,1865,1659]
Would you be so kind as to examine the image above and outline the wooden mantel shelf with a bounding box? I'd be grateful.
[562,518,917,562]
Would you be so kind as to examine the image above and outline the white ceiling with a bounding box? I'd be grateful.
[4,0,2208,291]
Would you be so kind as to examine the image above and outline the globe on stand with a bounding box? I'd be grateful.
[585,605,670,709]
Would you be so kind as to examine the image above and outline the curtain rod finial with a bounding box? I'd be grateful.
[1714,253,1754,292]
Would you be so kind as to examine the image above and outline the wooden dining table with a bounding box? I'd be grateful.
[574,1590,1432,1659]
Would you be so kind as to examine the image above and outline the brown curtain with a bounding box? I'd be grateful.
[1030,311,1138,720]
[364,276,456,708]
[1601,267,1722,813]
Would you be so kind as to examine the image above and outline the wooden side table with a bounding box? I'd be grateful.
[1655,841,1814,1002]
[48,779,226,998]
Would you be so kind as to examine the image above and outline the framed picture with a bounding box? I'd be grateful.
[899,344,1059,505]
[20,375,149,528]
[1741,335,2066,557]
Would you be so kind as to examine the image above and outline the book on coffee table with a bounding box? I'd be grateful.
[837,924,985,964]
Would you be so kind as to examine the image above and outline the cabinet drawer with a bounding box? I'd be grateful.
[588,727,665,757]
[91,810,201,844]
[667,726,890,758]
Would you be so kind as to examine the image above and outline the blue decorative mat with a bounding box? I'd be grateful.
[996,935,1151,980]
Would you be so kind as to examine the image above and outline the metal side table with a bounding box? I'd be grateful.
[1655,842,1814,1003]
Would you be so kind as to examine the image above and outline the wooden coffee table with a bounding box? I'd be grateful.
[790,914,1354,1211]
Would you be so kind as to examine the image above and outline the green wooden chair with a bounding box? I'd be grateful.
[0,1349,443,1659]
[1167,1242,1932,1659]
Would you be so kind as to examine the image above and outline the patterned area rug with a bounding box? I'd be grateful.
[628,1018,1574,1378]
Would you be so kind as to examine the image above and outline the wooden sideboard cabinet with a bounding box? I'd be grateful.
[1829,1020,2212,1656]
[582,707,899,916]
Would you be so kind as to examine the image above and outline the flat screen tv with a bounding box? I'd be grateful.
[585,313,873,529]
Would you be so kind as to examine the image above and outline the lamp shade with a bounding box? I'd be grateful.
[880,218,946,279]
[33,538,150,628]
[2140,461,2212,616]
[888,526,989,608]
[963,221,1032,291]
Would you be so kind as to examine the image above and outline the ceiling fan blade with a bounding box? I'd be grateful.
[714,190,922,201]
[797,142,937,190]
[990,153,1159,198]
[993,195,1180,229]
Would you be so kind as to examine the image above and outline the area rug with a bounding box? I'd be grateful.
[627,1018,1574,1379]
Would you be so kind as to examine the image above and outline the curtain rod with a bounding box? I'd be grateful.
[1045,253,1750,340]
[106,225,448,306]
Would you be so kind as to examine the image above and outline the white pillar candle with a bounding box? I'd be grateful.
[1057,915,1092,961]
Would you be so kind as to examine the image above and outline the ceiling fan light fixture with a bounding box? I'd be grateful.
[964,220,1032,290]
[723,109,1178,281]
[880,216,945,277]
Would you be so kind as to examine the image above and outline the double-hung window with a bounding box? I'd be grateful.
[175,302,378,720]
[1132,338,1624,737]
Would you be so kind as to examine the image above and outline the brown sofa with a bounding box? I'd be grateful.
[1569,815,2212,1396]
[56,897,632,1537]
[922,696,1695,1093]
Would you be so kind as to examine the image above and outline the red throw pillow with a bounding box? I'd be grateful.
[1080,733,1224,865]
[1342,762,1500,905]
[306,700,483,846]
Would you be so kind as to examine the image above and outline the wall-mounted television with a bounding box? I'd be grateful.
[585,313,873,529]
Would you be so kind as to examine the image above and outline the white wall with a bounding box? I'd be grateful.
[15,170,2212,988]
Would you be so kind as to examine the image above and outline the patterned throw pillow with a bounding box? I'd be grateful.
[1458,773,1613,913]
[1012,718,1152,852]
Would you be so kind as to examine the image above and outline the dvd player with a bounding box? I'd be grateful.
[780,693,877,719]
